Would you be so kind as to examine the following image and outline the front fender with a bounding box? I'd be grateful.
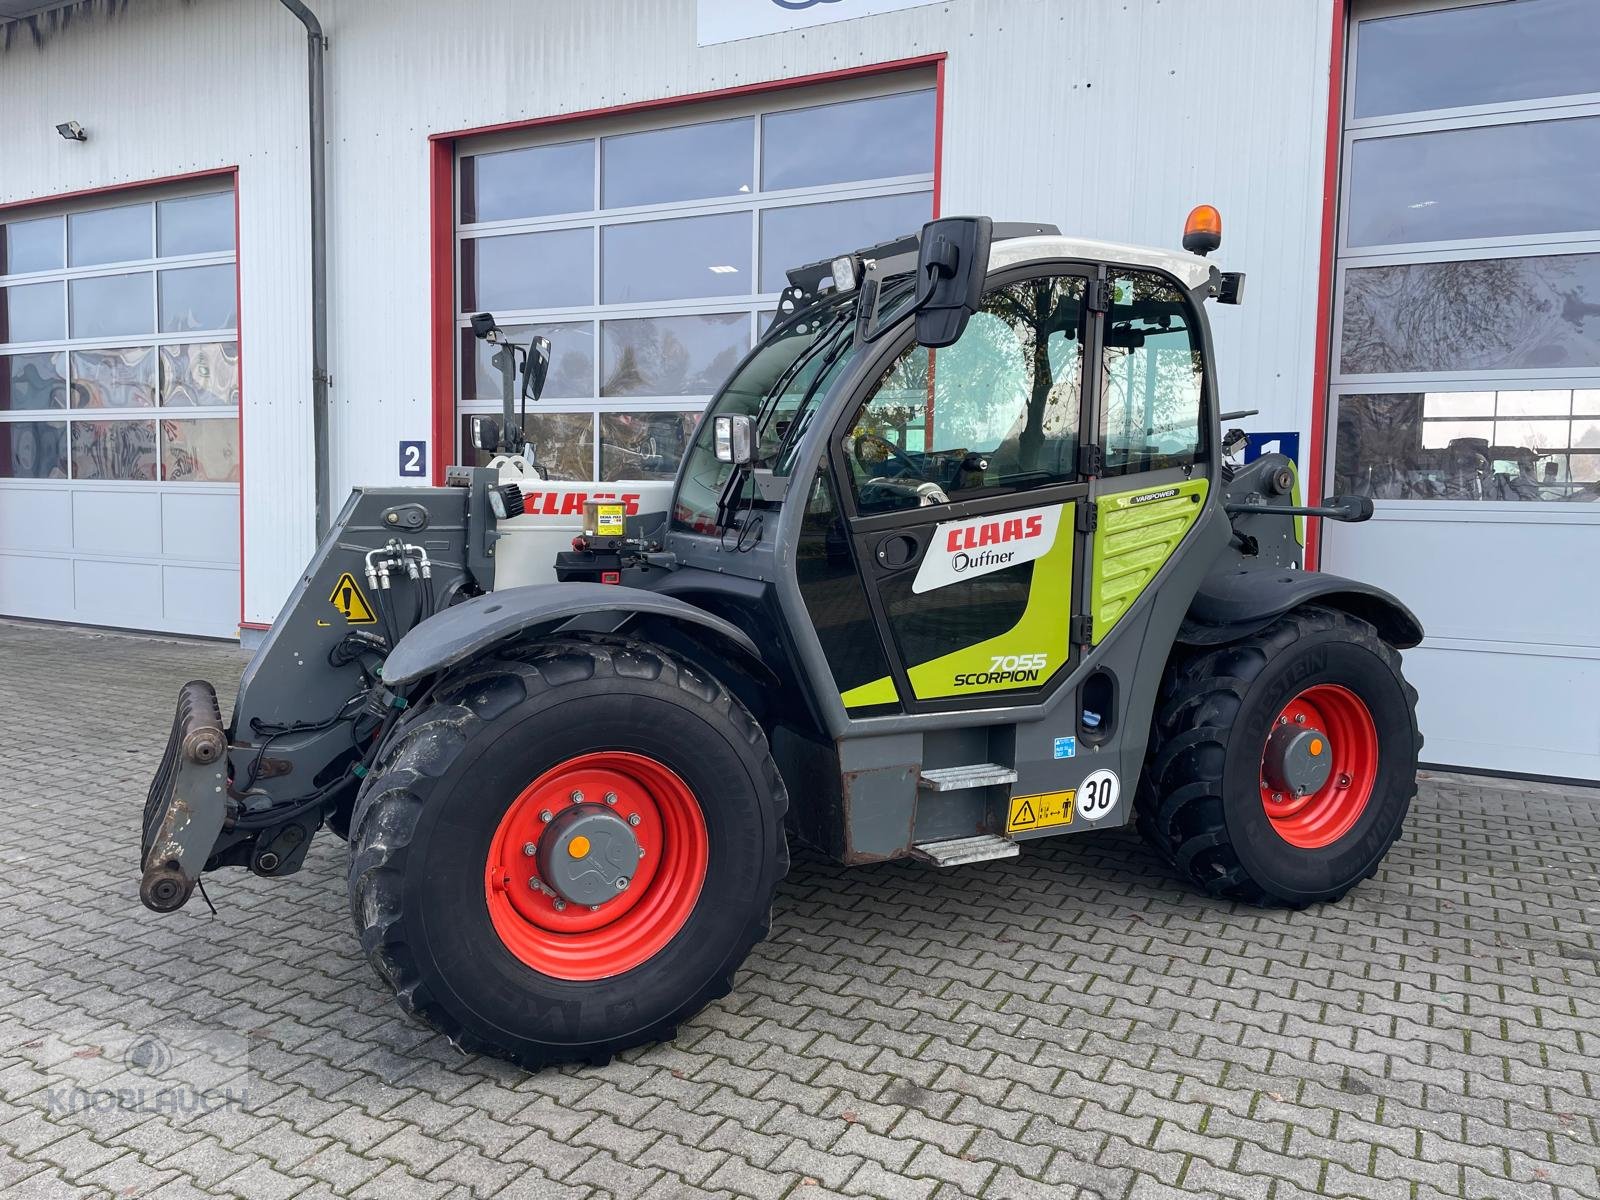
[381,583,766,685]
[1179,565,1424,649]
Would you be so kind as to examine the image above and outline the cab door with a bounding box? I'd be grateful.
[828,268,1097,714]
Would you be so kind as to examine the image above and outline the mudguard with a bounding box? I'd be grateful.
[381,583,766,685]
[1179,564,1424,649]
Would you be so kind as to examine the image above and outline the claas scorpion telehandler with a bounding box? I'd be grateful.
[141,211,1422,1068]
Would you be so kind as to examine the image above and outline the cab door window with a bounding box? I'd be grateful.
[844,275,1087,514]
[1100,271,1206,476]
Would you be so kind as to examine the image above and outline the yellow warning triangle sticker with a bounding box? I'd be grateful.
[1010,798,1037,829]
[329,572,377,624]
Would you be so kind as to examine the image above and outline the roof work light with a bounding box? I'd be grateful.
[1182,205,1223,256]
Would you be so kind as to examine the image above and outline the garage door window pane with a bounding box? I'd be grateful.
[1354,0,1600,118]
[600,411,699,480]
[2,281,65,344]
[602,118,754,209]
[71,273,154,339]
[157,193,235,257]
[72,347,156,409]
[1348,117,1600,248]
[159,264,236,333]
[2,353,66,410]
[2,421,67,477]
[71,418,157,480]
[160,342,240,407]
[460,141,594,224]
[1336,391,1600,501]
[458,410,593,480]
[761,91,936,191]
[601,212,750,304]
[461,229,593,312]
[1342,254,1600,374]
[69,203,152,267]
[162,417,239,481]
[601,313,749,397]
[3,217,63,275]
[461,322,593,400]
[759,192,931,293]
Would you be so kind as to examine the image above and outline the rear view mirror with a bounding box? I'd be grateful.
[713,414,756,466]
[914,216,993,348]
[522,335,551,403]
[469,415,503,452]
[1322,494,1375,522]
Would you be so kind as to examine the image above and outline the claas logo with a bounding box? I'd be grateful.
[522,491,642,516]
[945,513,1044,553]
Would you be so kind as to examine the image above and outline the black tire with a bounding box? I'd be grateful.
[346,636,789,1069]
[1134,605,1419,908]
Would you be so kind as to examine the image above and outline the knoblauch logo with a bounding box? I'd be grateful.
[770,0,843,8]
[912,503,1064,594]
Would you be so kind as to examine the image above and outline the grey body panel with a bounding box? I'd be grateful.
[381,582,764,685]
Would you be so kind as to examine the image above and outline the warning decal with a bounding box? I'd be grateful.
[329,572,377,624]
[1007,790,1074,834]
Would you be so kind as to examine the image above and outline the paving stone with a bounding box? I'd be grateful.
[2,620,1600,1200]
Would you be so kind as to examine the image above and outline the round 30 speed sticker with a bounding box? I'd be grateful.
[1077,768,1120,821]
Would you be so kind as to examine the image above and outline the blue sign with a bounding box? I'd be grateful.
[398,440,427,478]
[1053,736,1077,760]
[1243,432,1300,466]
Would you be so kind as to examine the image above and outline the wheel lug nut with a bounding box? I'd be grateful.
[1294,714,1306,725]
[627,813,640,827]
[588,905,599,913]
[1338,773,1351,787]
[637,847,646,859]
[570,790,584,804]
[539,809,552,823]
[1271,792,1284,803]
[604,792,618,805]
[1278,716,1288,725]
[522,842,537,857]
[528,876,539,889]
[616,877,629,891]
[552,898,567,911]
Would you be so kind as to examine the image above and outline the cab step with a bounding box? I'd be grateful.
[916,763,1018,791]
[912,834,1020,868]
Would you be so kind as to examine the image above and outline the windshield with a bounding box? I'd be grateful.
[671,292,863,534]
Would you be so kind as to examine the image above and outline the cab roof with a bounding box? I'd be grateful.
[990,235,1215,291]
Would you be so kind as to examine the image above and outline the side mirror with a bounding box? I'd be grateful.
[522,335,551,403]
[713,414,756,466]
[1322,494,1375,523]
[469,415,503,452]
[913,216,993,348]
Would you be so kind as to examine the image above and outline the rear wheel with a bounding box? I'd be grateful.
[347,637,788,1069]
[1135,605,1419,907]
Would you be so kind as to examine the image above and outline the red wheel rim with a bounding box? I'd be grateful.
[1258,684,1378,850]
[484,752,707,981]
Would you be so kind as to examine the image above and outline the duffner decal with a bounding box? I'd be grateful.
[912,503,1064,594]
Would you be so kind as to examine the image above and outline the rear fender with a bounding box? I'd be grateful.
[380,583,775,690]
[1179,565,1424,649]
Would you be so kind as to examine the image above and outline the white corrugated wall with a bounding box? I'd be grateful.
[0,0,1334,629]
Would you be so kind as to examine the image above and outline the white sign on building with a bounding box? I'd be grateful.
[697,0,948,46]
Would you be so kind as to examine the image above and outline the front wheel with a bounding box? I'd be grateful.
[1135,605,1420,907]
[347,637,789,1069]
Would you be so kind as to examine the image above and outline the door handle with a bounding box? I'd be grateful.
[872,531,924,571]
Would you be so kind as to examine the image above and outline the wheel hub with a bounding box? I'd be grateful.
[1257,684,1378,850]
[484,751,708,981]
[536,806,640,908]
[1261,724,1333,799]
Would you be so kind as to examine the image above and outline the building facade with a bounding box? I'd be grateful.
[0,0,1594,780]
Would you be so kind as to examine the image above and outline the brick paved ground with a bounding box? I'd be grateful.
[1,618,1598,1199]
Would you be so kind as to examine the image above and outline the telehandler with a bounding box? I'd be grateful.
[141,211,1422,1068]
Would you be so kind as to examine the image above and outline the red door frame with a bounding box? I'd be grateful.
[1305,0,1349,571]
[0,167,249,631]
[426,53,948,484]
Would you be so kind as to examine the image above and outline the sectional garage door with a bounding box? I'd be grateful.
[452,73,937,483]
[0,181,240,638]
